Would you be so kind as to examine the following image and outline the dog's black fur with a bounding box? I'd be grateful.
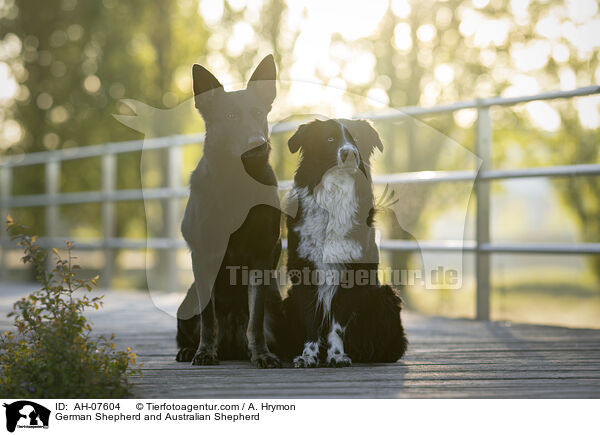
[282,119,408,367]
[176,55,285,368]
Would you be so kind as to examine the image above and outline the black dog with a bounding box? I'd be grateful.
[282,119,408,367]
[175,55,285,368]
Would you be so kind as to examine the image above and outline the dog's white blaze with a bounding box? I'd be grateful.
[293,169,361,319]
[337,123,359,166]
[327,320,346,362]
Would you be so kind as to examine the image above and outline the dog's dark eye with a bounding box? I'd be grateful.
[327,137,334,142]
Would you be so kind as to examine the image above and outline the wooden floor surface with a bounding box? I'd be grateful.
[1,283,599,398]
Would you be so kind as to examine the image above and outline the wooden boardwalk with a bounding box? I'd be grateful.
[1,283,599,398]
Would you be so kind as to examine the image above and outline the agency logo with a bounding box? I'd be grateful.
[2,401,50,433]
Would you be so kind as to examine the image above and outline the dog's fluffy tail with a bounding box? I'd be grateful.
[343,285,408,363]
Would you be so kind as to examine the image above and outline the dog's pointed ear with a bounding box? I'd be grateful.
[288,123,310,154]
[247,54,276,107]
[192,64,223,110]
[342,119,384,154]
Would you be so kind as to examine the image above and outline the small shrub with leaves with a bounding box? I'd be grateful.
[0,216,139,398]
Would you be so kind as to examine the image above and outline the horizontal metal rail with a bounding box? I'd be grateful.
[362,85,600,120]
[2,163,600,208]
[0,187,190,208]
[372,163,600,185]
[2,237,599,255]
[0,134,205,168]
[379,239,600,255]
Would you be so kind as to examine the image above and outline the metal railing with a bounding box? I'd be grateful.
[1,85,600,320]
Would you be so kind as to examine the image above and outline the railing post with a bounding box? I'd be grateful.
[166,143,182,291]
[475,104,491,320]
[45,159,60,268]
[102,152,116,288]
[0,166,12,280]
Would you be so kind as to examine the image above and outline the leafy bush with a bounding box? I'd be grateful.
[0,216,139,398]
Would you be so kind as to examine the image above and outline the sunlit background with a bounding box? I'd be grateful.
[0,0,599,327]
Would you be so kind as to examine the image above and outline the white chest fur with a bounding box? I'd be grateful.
[293,169,363,316]
[295,170,362,266]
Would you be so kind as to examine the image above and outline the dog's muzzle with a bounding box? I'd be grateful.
[243,135,270,158]
[337,143,360,168]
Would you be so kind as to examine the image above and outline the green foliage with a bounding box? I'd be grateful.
[0,216,139,398]
[0,0,209,259]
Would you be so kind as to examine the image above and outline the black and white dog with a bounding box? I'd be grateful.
[283,119,408,367]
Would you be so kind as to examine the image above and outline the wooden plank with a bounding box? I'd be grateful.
[0,285,599,398]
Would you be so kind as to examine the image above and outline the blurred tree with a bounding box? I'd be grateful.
[349,0,600,286]
[543,114,600,284]
[0,0,209,286]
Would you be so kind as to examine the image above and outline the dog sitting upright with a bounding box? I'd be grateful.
[176,55,285,368]
[283,119,408,367]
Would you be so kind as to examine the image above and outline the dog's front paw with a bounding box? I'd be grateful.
[176,347,196,362]
[251,352,281,369]
[191,349,219,366]
[293,355,318,368]
[327,353,352,368]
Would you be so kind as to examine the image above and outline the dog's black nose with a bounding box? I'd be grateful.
[243,135,269,158]
[247,135,267,148]
[340,148,352,161]
[338,144,360,166]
